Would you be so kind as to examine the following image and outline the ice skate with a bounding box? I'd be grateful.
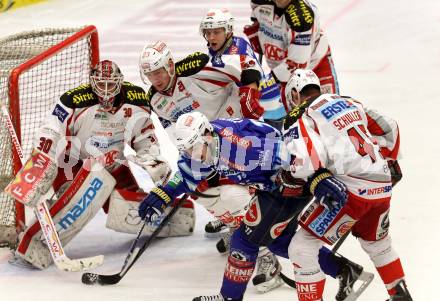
[192,294,240,301]
[386,280,413,301]
[252,251,283,293]
[216,230,232,254]
[205,219,227,238]
[335,257,374,301]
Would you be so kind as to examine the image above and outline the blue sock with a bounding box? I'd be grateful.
[220,229,259,301]
[318,246,341,278]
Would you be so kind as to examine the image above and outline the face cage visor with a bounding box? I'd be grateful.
[91,75,123,110]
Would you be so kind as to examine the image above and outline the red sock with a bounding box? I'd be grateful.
[376,258,405,295]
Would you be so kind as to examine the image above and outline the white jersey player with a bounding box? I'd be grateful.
[244,0,339,111]
[199,8,286,129]
[282,69,412,301]
[14,60,194,270]
[139,42,282,291]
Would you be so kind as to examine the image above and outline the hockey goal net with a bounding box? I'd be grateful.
[0,26,99,248]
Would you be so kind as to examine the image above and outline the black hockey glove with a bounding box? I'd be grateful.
[307,168,348,211]
[277,170,308,198]
[388,160,402,187]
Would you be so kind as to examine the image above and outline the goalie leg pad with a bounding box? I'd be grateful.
[153,198,195,237]
[16,163,115,269]
[106,190,195,237]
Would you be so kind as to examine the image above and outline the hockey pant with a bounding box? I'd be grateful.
[195,184,252,229]
[219,189,343,300]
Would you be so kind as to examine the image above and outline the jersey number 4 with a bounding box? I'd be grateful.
[347,125,379,163]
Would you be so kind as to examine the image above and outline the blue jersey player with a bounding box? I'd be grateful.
[138,112,372,301]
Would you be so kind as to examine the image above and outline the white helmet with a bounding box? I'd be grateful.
[285,69,321,104]
[200,8,234,36]
[139,41,174,84]
[173,112,213,152]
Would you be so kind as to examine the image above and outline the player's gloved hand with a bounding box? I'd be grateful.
[239,86,264,119]
[277,170,307,197]
[243,22,262,54]
[308,168,347,211]
[138,186,173,222]
[388,160,402,187]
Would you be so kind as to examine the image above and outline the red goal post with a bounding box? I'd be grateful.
[0,25,99,247]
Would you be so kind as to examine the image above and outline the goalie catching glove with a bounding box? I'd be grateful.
[138,185,174,222]
[307,168,348,211]
[126,153,171,186]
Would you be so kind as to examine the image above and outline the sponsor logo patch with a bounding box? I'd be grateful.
[52,104,68,122]
[308,204,342,237]
[293,34,311,45]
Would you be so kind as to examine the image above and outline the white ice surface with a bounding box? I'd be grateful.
[1,0,439,300]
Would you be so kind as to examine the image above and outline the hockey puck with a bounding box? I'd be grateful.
[82,272,99,285]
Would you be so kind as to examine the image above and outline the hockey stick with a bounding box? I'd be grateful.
[81,194,188,285]
[1,104,103,272]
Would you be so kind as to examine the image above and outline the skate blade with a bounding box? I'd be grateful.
[255,275,284,293]
[343,271,375,301]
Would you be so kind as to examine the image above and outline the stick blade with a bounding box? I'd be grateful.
[82,272,122,286]
[58,255,104,272]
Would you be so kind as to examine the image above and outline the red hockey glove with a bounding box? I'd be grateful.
[243,22,262,54]
[239,86,264,119]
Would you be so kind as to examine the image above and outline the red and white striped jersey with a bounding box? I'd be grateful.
[35,82,160,171]
[146,52,247,129]
[283,94,398,201]
[251,0,330,83]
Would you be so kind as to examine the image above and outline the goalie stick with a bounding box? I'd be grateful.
[81,194,188,285]
[1,104,104,272]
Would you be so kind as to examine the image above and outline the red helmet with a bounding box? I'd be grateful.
[90,60,124,111]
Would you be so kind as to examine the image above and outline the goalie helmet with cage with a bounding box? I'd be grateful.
[90,60,124,111]
[285,69,321,105]
[200,8,234,37]
[139,41,174,84]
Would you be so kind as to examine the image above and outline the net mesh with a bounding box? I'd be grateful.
[0,27,96,247]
